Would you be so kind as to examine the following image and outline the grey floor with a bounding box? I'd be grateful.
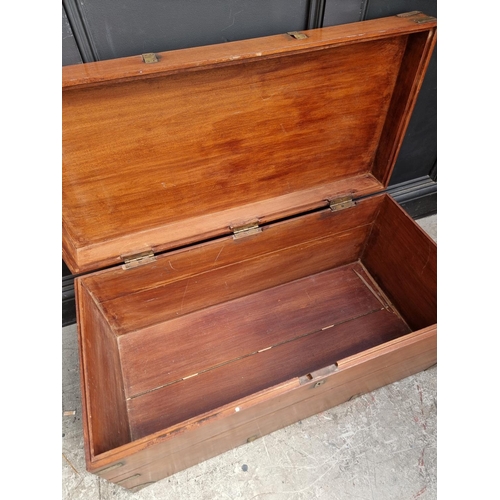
[62,215,437,500]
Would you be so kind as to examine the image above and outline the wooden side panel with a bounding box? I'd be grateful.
[76,281,131,457]
[84,195,382,304]
[91,326,436,491]
[63,175,382,275]
[104,224,372,335]
[361,195,437,330]
[372,28,437,185]
[62,15,436,90]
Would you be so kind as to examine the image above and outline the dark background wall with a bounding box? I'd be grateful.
[62,0,437,325]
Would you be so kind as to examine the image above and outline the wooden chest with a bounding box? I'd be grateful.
[62,12,437,492]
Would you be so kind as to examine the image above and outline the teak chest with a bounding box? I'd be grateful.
[62,12,437,492]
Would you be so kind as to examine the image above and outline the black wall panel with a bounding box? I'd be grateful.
[323,0,366,25]
[66,0,310,61]
[62,5,83,66]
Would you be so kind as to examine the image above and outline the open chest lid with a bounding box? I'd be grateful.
[63,12,436,274]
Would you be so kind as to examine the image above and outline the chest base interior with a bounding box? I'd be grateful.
[76,193,436,463]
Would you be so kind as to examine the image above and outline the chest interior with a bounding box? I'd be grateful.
[77,193,436,456]
[63,12,437,488]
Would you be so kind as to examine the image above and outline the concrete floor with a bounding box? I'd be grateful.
[62,215,437,500]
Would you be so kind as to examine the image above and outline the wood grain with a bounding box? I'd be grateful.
[63,36,404,272]
[102,224,372,334]
[89,327,436,490]
[117,262,388,398]
[82,194,382,305]
[126,307,410,440]
[75,193,437,463]
[62,15,436,274]
[372,29,437,185]
[75,280,130,457]
[68,14,438,489]
[62,14,436,90]
[362,195,437,330]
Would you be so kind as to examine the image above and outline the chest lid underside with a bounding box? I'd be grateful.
[62,12,436,274]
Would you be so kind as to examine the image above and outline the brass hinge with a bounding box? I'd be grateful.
[142,53,159,64]
[286,31,308,40]
[412,15,436,24]
[231,221,262,239]
[396,11,422,18]
[121,249,156,270]
[329,195,355,212]
[396,11,436,24]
